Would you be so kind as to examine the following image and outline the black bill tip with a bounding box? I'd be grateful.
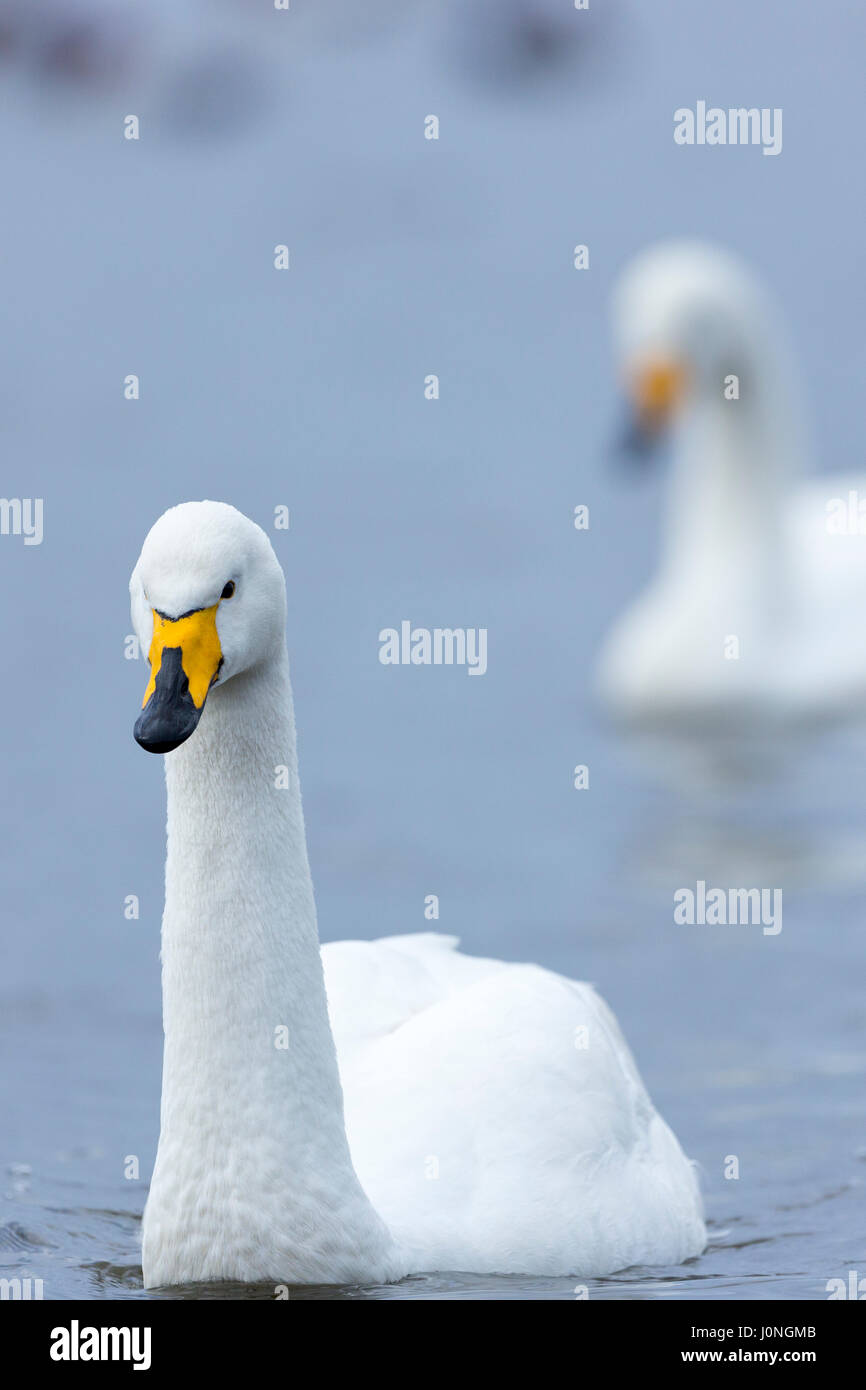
[134,646,205,754]
[614,412,665,468]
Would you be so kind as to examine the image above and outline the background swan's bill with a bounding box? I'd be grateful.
[616,355,689,462]
[615,408,666,465]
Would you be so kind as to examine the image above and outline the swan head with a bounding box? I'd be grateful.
[613,240,775,454]
[130,501,286,754]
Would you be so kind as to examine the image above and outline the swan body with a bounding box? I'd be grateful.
[131,501,705,1286]
[323,932,704,1276]
[597,240,866,725]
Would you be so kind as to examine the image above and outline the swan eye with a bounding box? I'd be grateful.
[221,581,236,600]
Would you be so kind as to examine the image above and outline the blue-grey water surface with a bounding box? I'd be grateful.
[1,1,864,1301]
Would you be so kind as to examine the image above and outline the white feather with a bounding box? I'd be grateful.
[134,501,705,1285]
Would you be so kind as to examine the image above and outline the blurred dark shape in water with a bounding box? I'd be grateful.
[0,1,147,89]
[0,0,276,138]
[0,17,18,56]
[443,0,620,94]
[35,18,139,87]
[161,48,274,141]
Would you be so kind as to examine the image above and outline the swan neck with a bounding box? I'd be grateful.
[159,647,344,1149]
[143,642,400,1286]
[662,372,797,600]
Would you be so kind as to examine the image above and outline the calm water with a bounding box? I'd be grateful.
[4,719,865,1302]
[1,2,865,1301]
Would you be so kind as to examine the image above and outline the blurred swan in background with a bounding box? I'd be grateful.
[597,240,866,727]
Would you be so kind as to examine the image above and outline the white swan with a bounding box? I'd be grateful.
[131,500,705,1287]
[596,239,866,725]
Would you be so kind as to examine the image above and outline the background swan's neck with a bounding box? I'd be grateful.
[661,357,801,620]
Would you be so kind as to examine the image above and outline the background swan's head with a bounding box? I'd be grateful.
[130,501,286,754]
[612,240,777,453]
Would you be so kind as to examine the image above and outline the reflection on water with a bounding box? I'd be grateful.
[612,718,866,892]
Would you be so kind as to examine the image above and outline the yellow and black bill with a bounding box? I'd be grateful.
[134,605,223,754]
[617,357,688,460]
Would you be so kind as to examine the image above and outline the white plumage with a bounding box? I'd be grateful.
[597,240,866,726]
[325,933,705,1275]
[133,501,705,1287]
